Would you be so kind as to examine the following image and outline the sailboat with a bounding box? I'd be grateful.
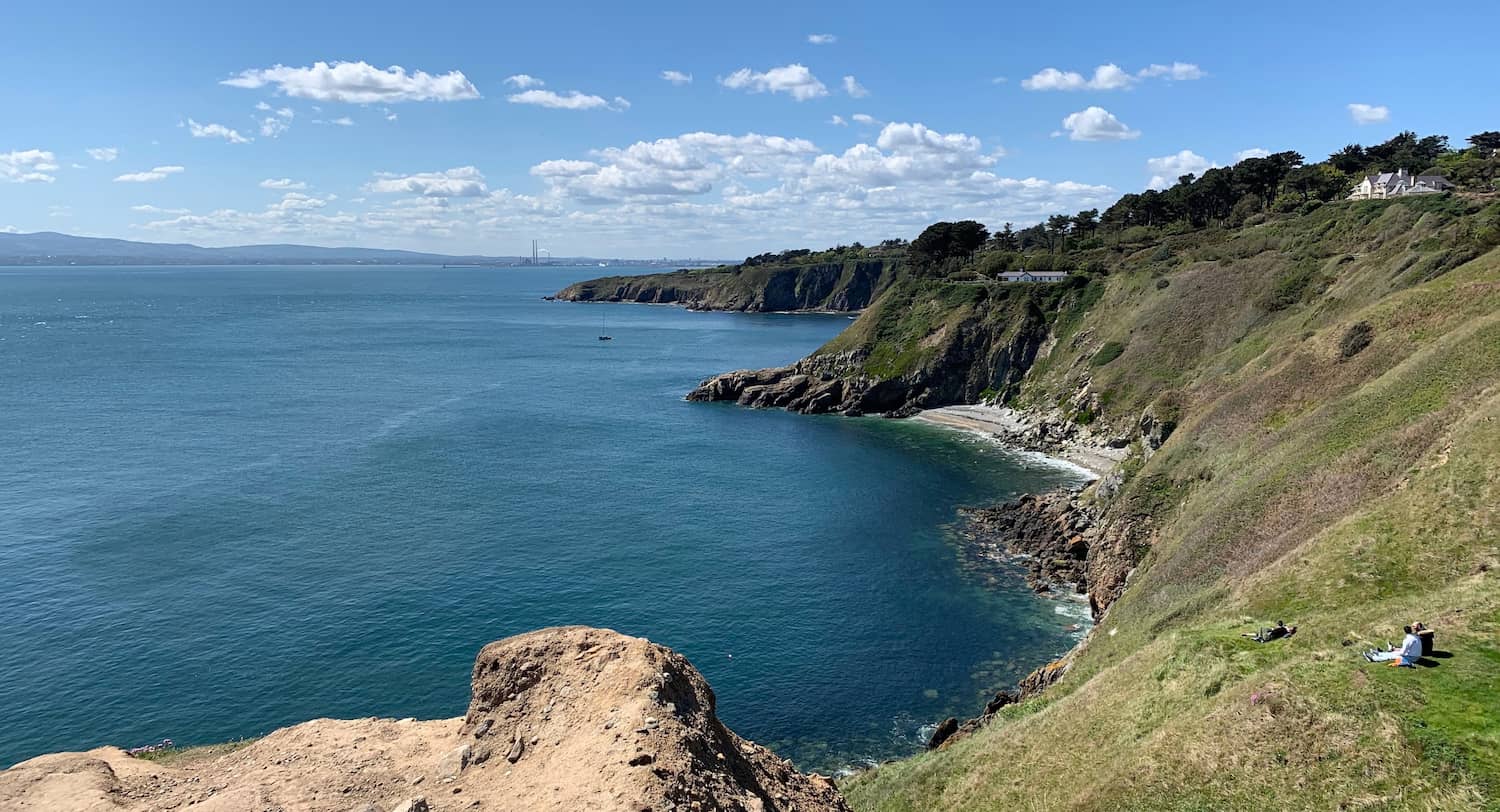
[597,308,613,341]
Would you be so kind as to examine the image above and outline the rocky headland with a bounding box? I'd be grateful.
[0,627,849,812]
[555,258,898,313]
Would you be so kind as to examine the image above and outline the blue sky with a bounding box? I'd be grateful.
[2,0,1497,258]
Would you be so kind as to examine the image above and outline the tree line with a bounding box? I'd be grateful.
[737,130,1499,273]
[1088,130,1498,235]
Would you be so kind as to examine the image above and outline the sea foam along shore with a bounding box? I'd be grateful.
[911,403,1126,480]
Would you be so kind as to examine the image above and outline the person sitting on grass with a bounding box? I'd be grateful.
[1413,621,1435,656]
[1242,620,1297,643]
[1364,626,1422,666]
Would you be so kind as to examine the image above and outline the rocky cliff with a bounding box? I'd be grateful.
[0,627,848,812]
[555,258,899,312]
[688,279,1079,416]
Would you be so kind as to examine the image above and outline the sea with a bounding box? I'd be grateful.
[0,265,1090,773]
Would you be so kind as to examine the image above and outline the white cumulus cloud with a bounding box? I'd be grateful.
[1023,64,1134,91]
[187,118,251,143]
[851,113,879,125]
[260,178,307,190]
[1233,147,1271,162]
[1022,62,1203,91]
[366,166,489,197]
[114,165,185,183]
[1138,62,1205,81]
[1059,107,1140,141]
[222,60,480,104]
[86,147,119,162]
[1146,150,1216,189]
[505,74,544,89]
[1,149,61,183]
[807,33,836,44]
[661,70,693,86]
[521,124,1111,253]
[508,89,629,111]
[719,64,828,101]
[829,115,847,126]
[1348,103,1389,125]
[842,75,869,98]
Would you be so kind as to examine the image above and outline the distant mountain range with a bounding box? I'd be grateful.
[0,231,726,267]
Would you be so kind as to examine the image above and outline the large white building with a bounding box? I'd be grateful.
[1347,168,1455,200]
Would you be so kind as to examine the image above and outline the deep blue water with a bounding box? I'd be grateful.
[0,265,1088,772]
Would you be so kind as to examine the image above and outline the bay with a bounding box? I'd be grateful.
[0,265,1088,772]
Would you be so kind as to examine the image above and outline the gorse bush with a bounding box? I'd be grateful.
[1339,321,1374,359]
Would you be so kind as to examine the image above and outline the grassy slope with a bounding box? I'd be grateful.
[845,198,1500,811]
[818,274,1105,382]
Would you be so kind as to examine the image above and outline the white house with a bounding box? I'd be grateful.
[1347,168,1455,200]
[999,270,1070,283]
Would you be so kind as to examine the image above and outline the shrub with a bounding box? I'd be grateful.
[1261,259,1324,311]
[1338,321,1374,359]
[1156,278,1170,290]
[1092,341,1127,366]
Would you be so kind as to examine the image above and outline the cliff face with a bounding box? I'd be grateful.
[0,627,848,812]
[688,280,1073,416]
[555,258,899,312]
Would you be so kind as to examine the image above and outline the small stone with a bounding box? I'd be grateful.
[506,736,525,764]
[390,798,430,812]
[473,719,494,739]
[437,744,472,782]
[628,753,655,767]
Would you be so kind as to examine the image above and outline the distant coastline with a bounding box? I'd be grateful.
[0,230,732,268]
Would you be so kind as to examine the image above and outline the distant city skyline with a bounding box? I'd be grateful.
[3,0,1497,257]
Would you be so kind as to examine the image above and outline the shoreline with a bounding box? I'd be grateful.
[911,403,1126,479]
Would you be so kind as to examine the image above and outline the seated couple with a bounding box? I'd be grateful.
[1364,622,1433,666]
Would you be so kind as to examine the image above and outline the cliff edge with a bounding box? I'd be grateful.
[0,626,847,812]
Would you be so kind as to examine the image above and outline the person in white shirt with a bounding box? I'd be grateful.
[1364,626,1422,666]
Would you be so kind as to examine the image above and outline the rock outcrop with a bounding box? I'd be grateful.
[0,626,849,812]
[957,489,1142,622]
[958,492,1095,596]
[685,352,916,416]
[688,295,1056,417]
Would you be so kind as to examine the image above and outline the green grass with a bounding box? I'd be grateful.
[841,203,1500,810]
[131,738,257,765]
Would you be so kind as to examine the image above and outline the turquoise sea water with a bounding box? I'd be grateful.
[0,265,1088,772]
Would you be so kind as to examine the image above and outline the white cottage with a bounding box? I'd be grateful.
[1347,168,1455,200]
[999,270,1070,283]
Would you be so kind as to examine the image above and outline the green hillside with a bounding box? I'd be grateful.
[839,195,1500,809]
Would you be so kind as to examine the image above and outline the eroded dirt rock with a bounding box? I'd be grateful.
[0,626,849,812]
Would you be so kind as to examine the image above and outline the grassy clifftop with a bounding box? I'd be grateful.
[841,196,1500,810]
